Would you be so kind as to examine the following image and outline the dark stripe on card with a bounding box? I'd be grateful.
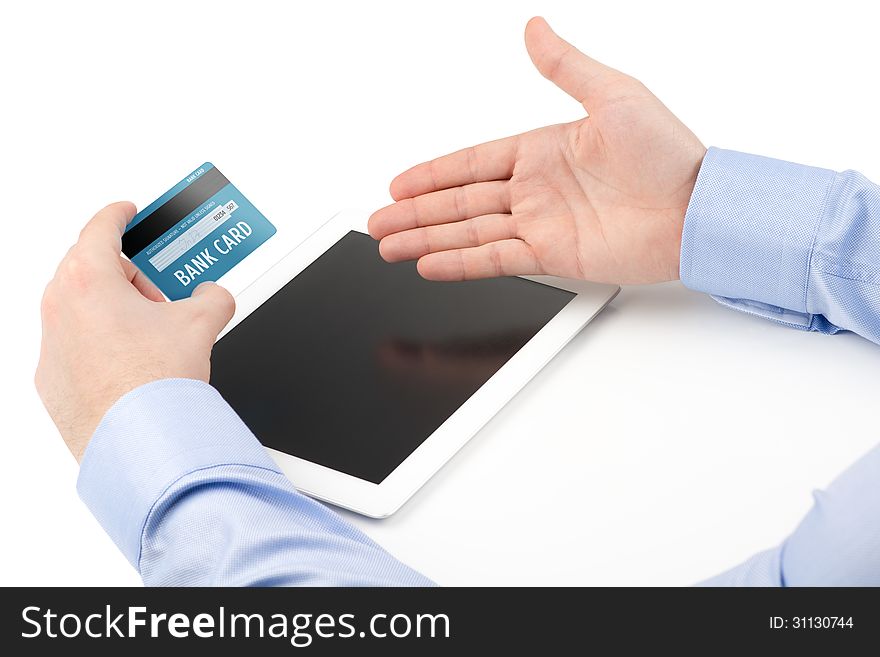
[122,167,231,256]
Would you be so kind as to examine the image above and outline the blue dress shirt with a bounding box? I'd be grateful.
[78,147,880,586]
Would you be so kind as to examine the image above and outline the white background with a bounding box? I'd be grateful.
[2,0,879,586]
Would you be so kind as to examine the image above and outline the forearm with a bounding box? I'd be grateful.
[78,379,432,586]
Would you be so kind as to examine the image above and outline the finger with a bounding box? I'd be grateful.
[120,258,166,302]
[185,282,236,340]
[416,239,542,281]
[524,16,615,107]
[389,137,518,201]
[369,181,510,239]
[78,201,136,255]
[379,214,516,263]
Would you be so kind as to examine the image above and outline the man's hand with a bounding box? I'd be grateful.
[369,17,706,284]
[35,202,235,462]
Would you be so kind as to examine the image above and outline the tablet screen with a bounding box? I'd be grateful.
[210,231,574,484]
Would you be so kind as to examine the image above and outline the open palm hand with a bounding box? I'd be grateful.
[369,17,706,284]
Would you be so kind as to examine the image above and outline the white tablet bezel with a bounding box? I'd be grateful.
[217,210,619,517]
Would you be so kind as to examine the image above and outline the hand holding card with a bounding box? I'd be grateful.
[35,202,237,461]
[122,163,277,300]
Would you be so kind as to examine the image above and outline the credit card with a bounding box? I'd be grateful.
[122,163,276,300]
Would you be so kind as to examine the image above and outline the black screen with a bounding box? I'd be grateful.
[210,231,574,483]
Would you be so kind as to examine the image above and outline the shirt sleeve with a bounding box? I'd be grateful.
[77,378,433,586]
[680,147,880,344]
[682,148,880,586]
[699,441,880,586]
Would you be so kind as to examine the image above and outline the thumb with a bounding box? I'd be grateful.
[524,16,615,108]
[187,281,236,339]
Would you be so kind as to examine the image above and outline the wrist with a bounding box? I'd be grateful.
[670,146,707,281]
[65,374,165,462]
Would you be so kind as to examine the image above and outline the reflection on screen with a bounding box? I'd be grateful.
[210,231,574,483]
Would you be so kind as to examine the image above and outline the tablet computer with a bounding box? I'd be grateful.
[210,210,618,517]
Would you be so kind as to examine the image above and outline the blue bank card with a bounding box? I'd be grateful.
[122,163,276,300]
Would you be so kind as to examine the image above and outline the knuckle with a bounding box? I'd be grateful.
[426,159,440,189]
[409,197,423,228]
[40,282,58,320]
[619,74,646,94]
[488,243,504,277]
[466,218,480,246]
[62,250,95,290]
[453,186,468,220]
[33,360,47,393]
[456,250,467,281]
[465,147,479,182]
[630,78,650,96]
[33,367,44,398]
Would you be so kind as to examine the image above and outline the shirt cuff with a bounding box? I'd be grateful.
[77,378,280,568]
[680,147,837,313]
